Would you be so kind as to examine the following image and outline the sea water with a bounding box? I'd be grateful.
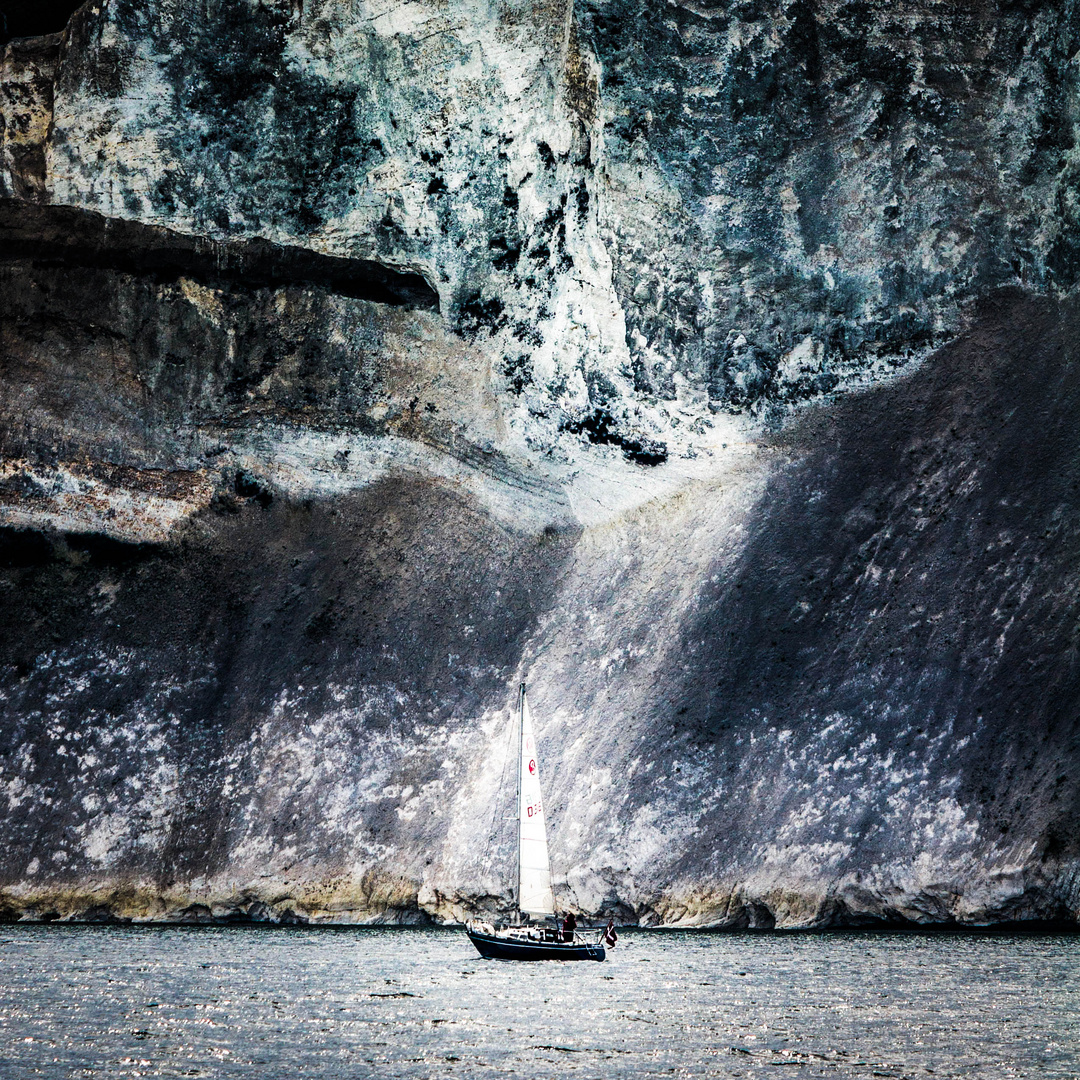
[0,925,1076,1078]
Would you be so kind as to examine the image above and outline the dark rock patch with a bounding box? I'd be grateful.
[0,200,439,309]
[0,0,82,44]
[563,408,668,467]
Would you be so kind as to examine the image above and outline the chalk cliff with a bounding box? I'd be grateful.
[1,0,1078,927]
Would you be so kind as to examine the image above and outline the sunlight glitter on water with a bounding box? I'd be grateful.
[0,925,1076,1078]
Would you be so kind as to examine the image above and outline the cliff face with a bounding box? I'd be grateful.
[589,0,1080,408]
[1,0,1078,927]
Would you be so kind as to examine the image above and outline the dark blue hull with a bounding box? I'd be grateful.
[466,928,605,962]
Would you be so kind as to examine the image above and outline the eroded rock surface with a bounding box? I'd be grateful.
[0,0,1078,927]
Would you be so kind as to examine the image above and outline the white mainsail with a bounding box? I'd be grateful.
[517,689,555,917]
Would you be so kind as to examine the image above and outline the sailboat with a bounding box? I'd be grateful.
[465,684,606,961]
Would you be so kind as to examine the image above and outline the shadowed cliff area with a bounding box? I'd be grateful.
[0,198,484,479]
[700,291,1080,866]
[0,481,577,922]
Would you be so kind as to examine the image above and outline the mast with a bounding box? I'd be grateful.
[516,681,524,917]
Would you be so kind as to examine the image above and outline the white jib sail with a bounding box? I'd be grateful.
[518,691,555,917]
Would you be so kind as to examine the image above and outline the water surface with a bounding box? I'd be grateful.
[0,925,1076,1078]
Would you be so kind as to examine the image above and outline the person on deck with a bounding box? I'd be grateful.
[561,912,577,942]
[603,919,618,948]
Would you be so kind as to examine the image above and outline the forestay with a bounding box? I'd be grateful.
[517,692,555,917]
